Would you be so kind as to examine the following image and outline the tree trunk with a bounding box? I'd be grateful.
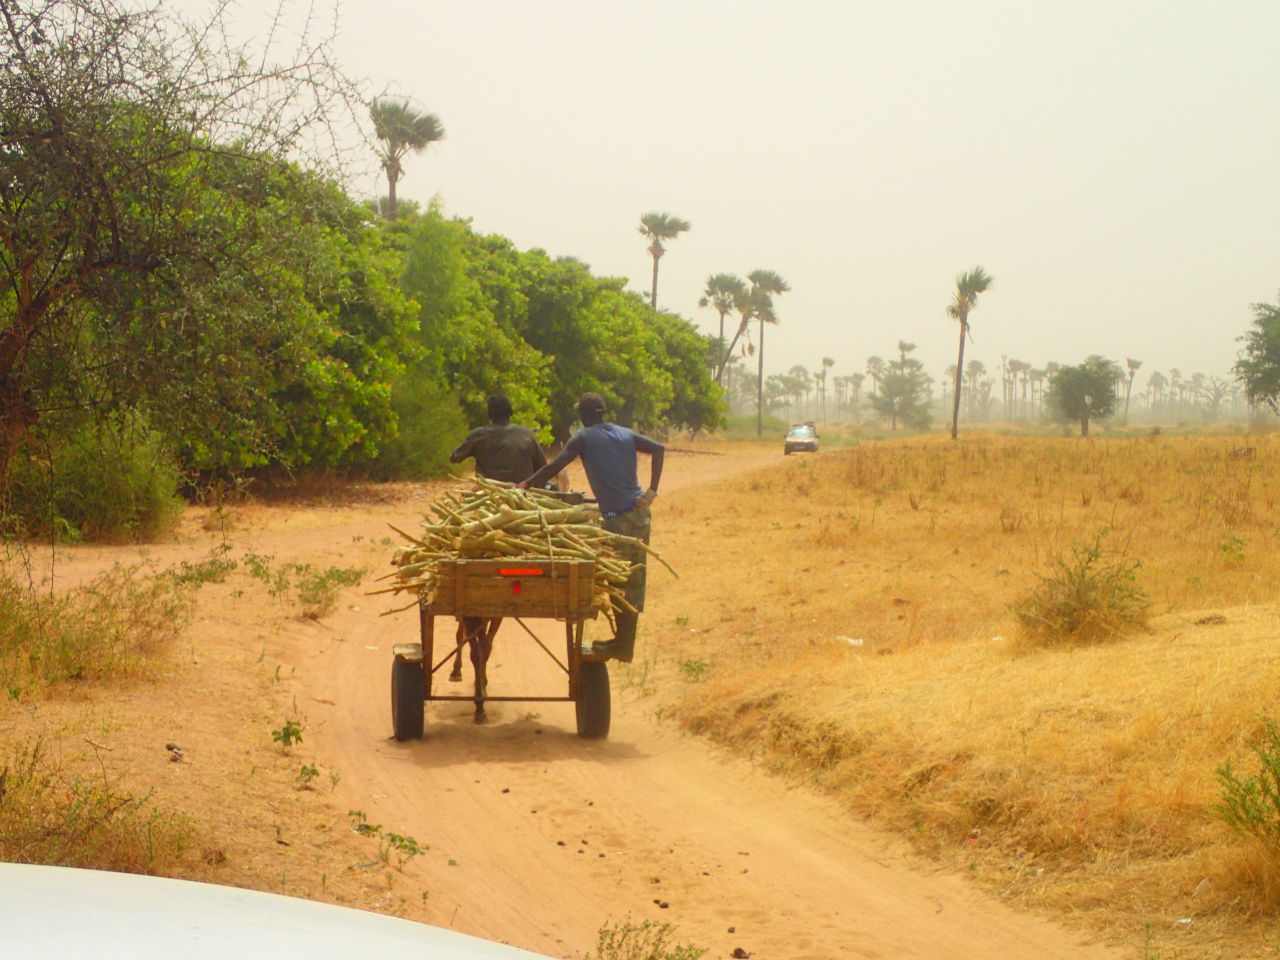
[756,319,765,437]
[387,173,398,221]
[717,319,748,382]
[716,312,727,385]
[1080,414,1089,437]
[950,319,966,440]
[650,256,660,310]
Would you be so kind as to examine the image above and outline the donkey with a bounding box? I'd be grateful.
[450,616,502,723]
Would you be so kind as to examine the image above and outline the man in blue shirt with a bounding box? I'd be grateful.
[518,392,664,662]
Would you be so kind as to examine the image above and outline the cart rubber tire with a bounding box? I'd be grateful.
[391,658,425,741]
[576,660,611,739]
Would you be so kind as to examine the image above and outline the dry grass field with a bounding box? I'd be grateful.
[639,431,1280,959]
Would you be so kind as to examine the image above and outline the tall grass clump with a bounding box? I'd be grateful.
[0,565,192,696]
[1013,531,1150,646]
[1214,714,1280,854]
[0,739,193,872]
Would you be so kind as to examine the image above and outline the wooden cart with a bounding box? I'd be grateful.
[390,557,610,741]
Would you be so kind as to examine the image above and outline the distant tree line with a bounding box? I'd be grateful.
[723,347,1255,438]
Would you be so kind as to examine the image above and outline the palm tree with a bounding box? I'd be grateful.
[964,359,986,421]
[1029,368,1047,417]
[699,274,747,383]
[1042,361,1060,417]
[1000,355,1010,418]
[866,356,885,397]
[848,372,865,413]
[370,98,444,221]
[1007,359,1030,419]
[638,211,691,310]
[789,365,811,420]
[818,356,835,422]
[747,270,790,436]
[1147,370,1168,416]
[1123,357,1142,422]
[946,267,994,439]
[717,283,765,382]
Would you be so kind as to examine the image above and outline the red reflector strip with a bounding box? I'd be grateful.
[498,568,545,577]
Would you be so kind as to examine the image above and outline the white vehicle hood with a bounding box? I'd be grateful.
[2,863,557,960]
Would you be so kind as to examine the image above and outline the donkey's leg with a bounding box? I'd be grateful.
[469,618,499,724]
[466,617,489,723]
[449,621,465,682]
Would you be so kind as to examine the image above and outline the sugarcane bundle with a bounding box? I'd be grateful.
[376,478,675,622]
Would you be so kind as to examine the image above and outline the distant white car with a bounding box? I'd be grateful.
[783,424,818,455]
[2,863,557,960]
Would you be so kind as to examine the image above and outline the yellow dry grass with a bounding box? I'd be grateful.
[644,432,1280,959]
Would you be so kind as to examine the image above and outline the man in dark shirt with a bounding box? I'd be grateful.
[517,392,664,662]
[447,394,548,685]
[450,395,547,483]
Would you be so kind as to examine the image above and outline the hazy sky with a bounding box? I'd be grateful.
[181,0,1280,389]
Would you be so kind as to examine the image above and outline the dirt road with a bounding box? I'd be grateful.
[29,442,1129,959]
[274,444,1127,960]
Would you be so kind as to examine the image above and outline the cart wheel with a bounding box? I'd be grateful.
[391,657,425,741]
[575,660,611,739]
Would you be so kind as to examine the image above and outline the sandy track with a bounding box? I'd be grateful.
[281,445,1126,960]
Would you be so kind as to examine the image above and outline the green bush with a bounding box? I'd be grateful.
[369,372,468,480]
[1214,714,1280,854]
[1012,531,1149,646]
[6,413,183,542]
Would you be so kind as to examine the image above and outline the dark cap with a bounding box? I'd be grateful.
[575,392,607,415]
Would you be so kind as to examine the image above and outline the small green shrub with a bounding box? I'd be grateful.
[293,564,365,619]
[271,720,303,752]
[677,659,709,681]
[347,810,425,870]
[582,920,706,960]
[1214,714,1280,854]
[163,546,239,585]
[240,555,364,618]
[382,831,426,870]
[1219,535,1246,562]
[1012,531,1149,646]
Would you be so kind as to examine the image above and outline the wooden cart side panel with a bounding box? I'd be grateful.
[429,559,598,620]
